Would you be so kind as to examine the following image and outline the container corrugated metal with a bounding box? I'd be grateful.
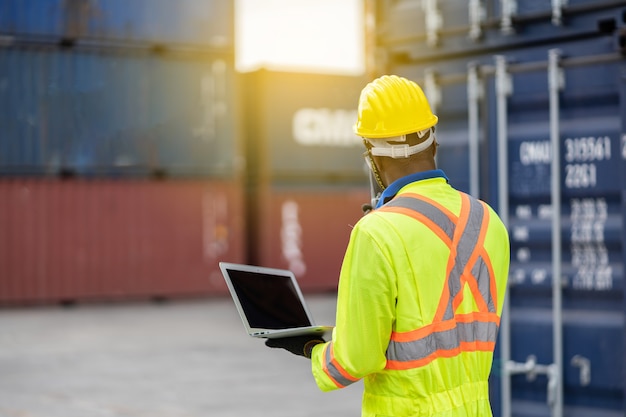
[0,178,245,305]
[374,1,626,416]
[0,0,232,48]
[378,0,623,64]
[242,70,369,184]
[251,184,370,292]
[0,48,239,177]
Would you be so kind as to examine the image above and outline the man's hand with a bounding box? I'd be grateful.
[265,335,325,358]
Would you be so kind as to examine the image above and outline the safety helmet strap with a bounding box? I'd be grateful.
[365,128,435,159]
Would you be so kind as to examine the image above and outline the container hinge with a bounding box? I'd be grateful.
[548,50,565,93]
[506,356,559,409]
[552,0,568,26]
[423,69,441,114]
[571,355,591,386]
[422,0,442,47]
[468,0,486,41]
[467,63,484,102]
[500,0,517,35]
[495,56,512,97]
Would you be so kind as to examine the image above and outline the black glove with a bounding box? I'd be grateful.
[265,335,325,358]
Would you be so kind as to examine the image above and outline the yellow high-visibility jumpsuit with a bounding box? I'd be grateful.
[311,170,510,417]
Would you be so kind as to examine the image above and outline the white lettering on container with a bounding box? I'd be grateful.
[565,163,597,188]
[202,191,229,260]
[281,200,306,276]
[515,205,532,219]
[570,198,612,290]
[564,136,611,189]
[512,225,529,242]
[292,108,360,147]
[516,247,530,262]
[519,140,551,165]
[564,136,611,162]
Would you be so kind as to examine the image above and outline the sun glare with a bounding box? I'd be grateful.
[235,0,364,75]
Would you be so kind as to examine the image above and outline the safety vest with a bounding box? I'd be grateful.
[381,192,501,370]
[311,176,510,417]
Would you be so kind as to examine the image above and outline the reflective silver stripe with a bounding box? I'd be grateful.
[323,343,357,387]
[441,197,486,320]
[385,196,455,242]
[472,255,496,313]
[386,321,499,362]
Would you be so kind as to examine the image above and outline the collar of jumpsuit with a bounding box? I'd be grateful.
[375,168,449,209]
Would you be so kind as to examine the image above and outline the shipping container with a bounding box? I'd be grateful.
[250,184,370,292]
[373,1,626,416]
[0,178,245,305]
[242,70,369,184]
[0,0,233,49]
[0,47,240,177]
[376,0,622,65]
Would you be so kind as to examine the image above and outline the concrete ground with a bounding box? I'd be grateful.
[0,294,363,417]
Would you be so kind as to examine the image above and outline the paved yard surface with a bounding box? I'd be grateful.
[0,295,363,417]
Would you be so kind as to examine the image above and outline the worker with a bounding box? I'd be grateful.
[266,74,510,417]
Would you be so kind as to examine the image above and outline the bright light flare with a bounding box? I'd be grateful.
[235,0,364,75]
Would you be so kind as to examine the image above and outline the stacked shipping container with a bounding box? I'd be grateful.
[0,2,372,303]
[241,70,370,292]
[0,0,246,304]
[373,1,625,416]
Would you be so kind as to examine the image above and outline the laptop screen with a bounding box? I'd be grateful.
[226,268,312,330]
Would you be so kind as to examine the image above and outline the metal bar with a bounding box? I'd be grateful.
[467,62,481,198]
[548,47,564,417]
[495,54,512,417]
[441,52,624,86]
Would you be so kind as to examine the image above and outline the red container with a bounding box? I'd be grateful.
[0,178,245,305]
[252,184,370,292]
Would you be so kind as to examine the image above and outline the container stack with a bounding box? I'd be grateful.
[372,1,626,416]
[241,70,370,292]
[0,0,246,304]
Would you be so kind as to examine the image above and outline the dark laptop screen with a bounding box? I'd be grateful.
[226,268,312,329]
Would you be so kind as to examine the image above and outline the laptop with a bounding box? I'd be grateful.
[219,262,334,339]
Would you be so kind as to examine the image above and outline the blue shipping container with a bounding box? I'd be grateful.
[243,70,369,184]
[0,0,233,48]
[0,48,239,177]
[378,0,623,63]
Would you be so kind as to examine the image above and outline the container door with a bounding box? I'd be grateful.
[489,46,624,417]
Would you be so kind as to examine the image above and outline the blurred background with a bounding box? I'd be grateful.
[0,1,625,416]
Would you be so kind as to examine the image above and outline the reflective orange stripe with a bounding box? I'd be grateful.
[322,342,360,388]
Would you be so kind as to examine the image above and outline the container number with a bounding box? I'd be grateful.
[565,163,596,188]
[564,136,610,162]
[570,198,612,291]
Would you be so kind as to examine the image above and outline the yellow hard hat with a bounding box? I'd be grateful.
[354,75,438,139]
